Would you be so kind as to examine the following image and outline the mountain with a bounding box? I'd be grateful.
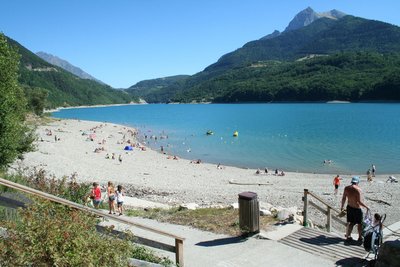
[260,7,345,40]
[126,75,190,103]
[36,51,106,85]
[172,52,400,103]
[5,36,133,108]
[125,8,400,103]
[284,7,345,32]
[206,14,400,73]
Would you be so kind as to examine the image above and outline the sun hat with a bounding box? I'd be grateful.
[351,176,360,184]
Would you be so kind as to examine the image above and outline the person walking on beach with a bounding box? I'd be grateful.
[340,176,369,243]
[372,164,376,177]
[107,181,116,214]
[91,182,102,209]
[116,185,124,216]
[367,169,373,182]
[333,175,341,195]
[118,154,122,164]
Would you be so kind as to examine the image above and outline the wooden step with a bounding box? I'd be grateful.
[279,227,369,266]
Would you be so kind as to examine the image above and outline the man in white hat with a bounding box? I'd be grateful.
[340,176,369,242]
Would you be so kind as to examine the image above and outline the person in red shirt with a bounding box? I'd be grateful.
[333,175,341,195]
[92,182,102,208]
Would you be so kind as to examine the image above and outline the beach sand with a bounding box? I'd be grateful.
[11,119,400,226]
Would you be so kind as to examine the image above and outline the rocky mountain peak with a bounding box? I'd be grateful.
[284,7,346,32]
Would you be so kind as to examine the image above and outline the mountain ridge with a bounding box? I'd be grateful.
[125,9,400,103]
[36,51,106,85]
[4,35,133,108]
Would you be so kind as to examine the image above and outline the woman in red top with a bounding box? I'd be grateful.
[92,182,102,208]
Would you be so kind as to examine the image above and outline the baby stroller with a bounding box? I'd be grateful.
[362,211,386,260]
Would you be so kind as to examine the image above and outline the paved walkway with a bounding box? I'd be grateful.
[96,196,400,267]
[101,216,334,267]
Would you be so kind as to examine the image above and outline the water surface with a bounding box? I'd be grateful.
[53,103,400,174]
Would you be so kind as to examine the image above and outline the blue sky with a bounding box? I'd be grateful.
[1,0,399,88]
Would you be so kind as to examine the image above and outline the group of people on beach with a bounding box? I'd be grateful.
[89,182,124,215]
[105,153,123,163]
[255,167,285,176]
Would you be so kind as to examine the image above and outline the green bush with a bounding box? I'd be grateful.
[3,169,92,204]
[0,200,135,266]
[0,171,176,266]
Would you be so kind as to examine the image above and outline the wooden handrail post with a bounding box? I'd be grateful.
[303,189,309,227]
[175,238,184,266]
[327,207,332,232]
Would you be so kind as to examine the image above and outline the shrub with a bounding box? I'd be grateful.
[0,200,135,266]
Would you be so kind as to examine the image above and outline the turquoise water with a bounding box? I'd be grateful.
[53,103,400,174]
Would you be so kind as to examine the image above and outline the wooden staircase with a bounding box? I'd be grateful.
[279,227,368,266]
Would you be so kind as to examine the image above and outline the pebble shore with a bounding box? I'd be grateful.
[11,119,400,227]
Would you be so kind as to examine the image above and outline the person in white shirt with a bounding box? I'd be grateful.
[116,185,124,216]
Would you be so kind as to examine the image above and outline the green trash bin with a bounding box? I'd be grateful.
[238,191,259,233]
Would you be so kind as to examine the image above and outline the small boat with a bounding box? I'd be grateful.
[233,131,238,137]
[206,130,214,135]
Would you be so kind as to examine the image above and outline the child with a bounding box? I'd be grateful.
[373,213,382,227]
[107,181,116,214]
[91,182,102,209]
[116,185,124,216]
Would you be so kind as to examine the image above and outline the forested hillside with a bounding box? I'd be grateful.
[126,15,400,103]
[206,16,400,72]
[126,75,189,103]
[172,52,400,102]
[6,36,134,109]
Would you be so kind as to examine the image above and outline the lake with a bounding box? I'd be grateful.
[53,103,400,174]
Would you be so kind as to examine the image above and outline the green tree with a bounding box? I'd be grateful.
[23,86,48,115]
[0,33,34,169]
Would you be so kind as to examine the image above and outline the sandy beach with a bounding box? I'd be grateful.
[10,119,400,226]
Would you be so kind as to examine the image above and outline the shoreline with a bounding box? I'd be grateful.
[10,118,400,226]
[44,102,146,113]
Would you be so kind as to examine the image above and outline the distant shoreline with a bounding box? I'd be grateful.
[45,101,400,114]
[45,102,146,113]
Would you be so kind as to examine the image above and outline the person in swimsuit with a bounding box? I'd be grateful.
[340,176,369,242]
[107,181,116,214]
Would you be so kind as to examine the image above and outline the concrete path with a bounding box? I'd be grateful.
[101,216,334,267]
